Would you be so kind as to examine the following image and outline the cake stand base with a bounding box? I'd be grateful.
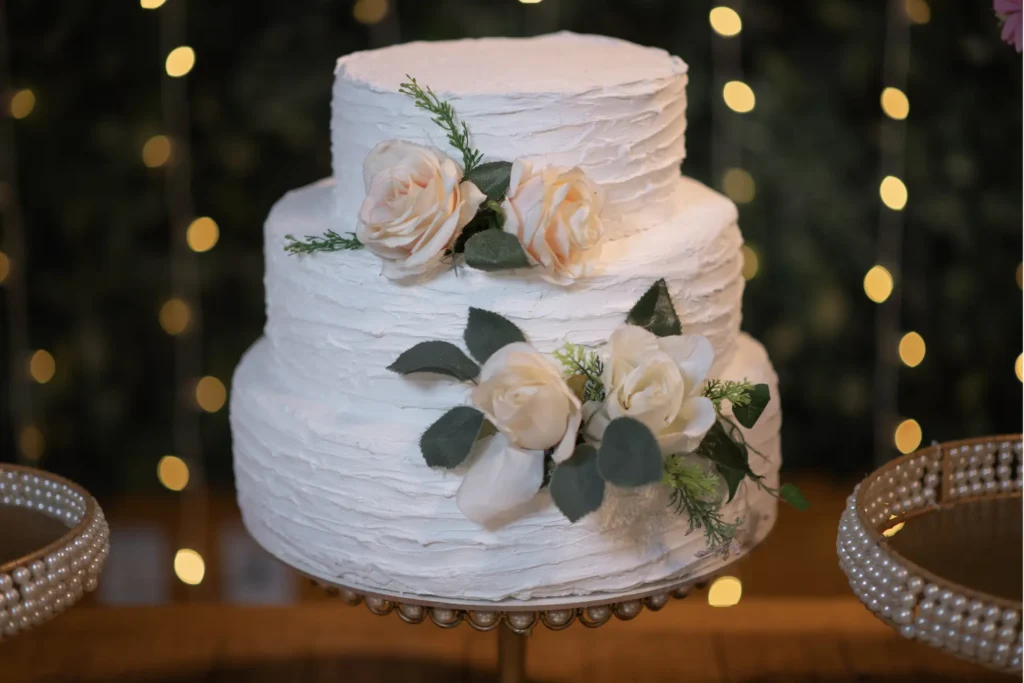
[497,626,527,683]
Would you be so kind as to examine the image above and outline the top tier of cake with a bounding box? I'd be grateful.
[331,32,689,240]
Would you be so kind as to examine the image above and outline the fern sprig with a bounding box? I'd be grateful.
[553,343,605,402]
[702,378,756,410]
[284,230,364,255]
[664,456,740,554]
[399,75,483,174]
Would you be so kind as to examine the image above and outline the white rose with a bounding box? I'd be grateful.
[357,140,486,279]
[586,325,716,455]
[501,160,605,285]
[456,342,583,524]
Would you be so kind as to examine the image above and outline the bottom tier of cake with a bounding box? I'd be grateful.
[230,333,782,603]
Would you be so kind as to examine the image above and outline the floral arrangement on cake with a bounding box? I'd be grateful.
[284,77,604,284]
[388,279,808,554]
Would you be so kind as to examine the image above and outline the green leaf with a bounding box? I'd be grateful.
[626,279,682,337]
[550,445,606,522]
[387,341,480,381]
[597,417,664,487]
[733,383,770,428]
[464,307,527,363]
[779,483,810,511]
[698,421,753,502]
[465,160,513,202]
[452,210,495,254]
[420,407,486,469]
[464,229,531,272]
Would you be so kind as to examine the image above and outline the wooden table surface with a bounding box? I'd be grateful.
[1,599,1013,682]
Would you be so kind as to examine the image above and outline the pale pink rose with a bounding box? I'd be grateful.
[995,0,1023,52]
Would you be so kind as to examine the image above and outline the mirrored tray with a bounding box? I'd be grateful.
[838,435,1023,674]
[0,464,109,641]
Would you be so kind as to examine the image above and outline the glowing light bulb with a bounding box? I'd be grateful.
[880,87,910,120]
[195,376,227,413]
[165,46,196,78]
[741,245,759,280]
[723,81,755,113]
[174,549,205,585]
[186,217,219,253]
[157,455,190,491]
[709,7,742,37]
[1016,353,1022,383]
[708,576,742,607]
[140,0,166,8]
[28,350,55,384]
[879,176,908,211]
[723,168,755,204]
[894,419,922,454]
[159,298,192,336]
[10,89,35,119]
[863,265,894,304]
[353,0,389,23]
[143,135,172,168]
[898,332,926,368]
[19,426,44,461]
[0,251,9,284]
[904,0,930,24]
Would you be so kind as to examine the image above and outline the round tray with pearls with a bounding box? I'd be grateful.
[0,464,110,641]
[838,435,1023,674]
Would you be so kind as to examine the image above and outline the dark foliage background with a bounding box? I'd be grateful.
[1,0,1021,497]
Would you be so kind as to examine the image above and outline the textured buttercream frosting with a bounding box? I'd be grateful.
[332,32,689,240]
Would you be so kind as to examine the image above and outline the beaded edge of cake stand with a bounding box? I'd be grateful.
[0,464,111,641]
[309,574,719,636]
[837,434,1023,674]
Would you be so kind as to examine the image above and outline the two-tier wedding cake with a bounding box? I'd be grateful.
[231,32,795,603]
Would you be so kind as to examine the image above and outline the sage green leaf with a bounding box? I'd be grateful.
[465,160,513,201]
[464,307,527,363]
[716,464,746,504]
[420,407,486,469]
[626,279,682,337]
[597,417,663,487]
[464,229,531,272]
[387,341,480,381]
[733,383,771,428]
[779,483,810,510]
[698,421,753,502]
[550,445,605,522]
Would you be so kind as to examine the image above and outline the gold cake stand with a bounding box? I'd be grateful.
[301,556,745,682]
[0,464,110,642]
[838,434,1023,675]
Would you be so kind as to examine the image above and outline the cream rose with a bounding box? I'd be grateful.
[456,342,583,524]
[500,160,605,285]
[357,140,486,279]
[585,325,716,455]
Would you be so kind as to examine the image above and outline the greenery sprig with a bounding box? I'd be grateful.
[399,75,483,174]
[663,456,741,553]
[284,230,363,255]
[703,378,756,411]
[553,343,605,402]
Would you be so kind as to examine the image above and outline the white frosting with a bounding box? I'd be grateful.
[260,178,743,399]
[332,32,689,240]
[232,331,780,602]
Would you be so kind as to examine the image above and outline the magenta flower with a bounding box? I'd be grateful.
[995,0,1023,52]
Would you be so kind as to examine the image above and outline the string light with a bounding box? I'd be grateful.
[195,376,227,413]
[353,0,389,23]
[722,168,755,204]
[518,0,544,3]
[28,349,55,384]
[186,217,219,253]
[173,548,205,585]
[879,176,908,210]
[157,455,190,491]
[708,576,742,607]
[9,89,35,119]
[1016,353,1023,383]
[863,265,894,303]
[894,419,922,454]
[722,81,755,113]
[140,0,167,8]
[159,298,192,336]
[142,135,172,168]
[880,87,910,120]
[904,0,930,24]
[0,250,9,284]
[18,425,44,461]
[165,46,196,78]
[709,7,743,37]
[898,332,926,368]
[741,245,760,280]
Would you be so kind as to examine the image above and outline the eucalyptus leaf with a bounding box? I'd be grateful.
[387,341,480,381]
[465,160,513,202]
[464,307,527,363]
[733,383,771,429]
[698,421,753,475]
[452,210,494,254]
[597,417,663,487]
[550,445,606,522]
[779,483,811,510]
[464,229,531,272]
[420,406,486,469]
[716,464,746,503]
[626,279,682,337]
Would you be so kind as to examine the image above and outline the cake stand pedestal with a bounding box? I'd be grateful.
[304,564,735,683]
[838,434,1023,675]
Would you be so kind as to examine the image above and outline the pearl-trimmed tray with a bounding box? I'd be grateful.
[0,464,110,641]
[838,435,1023,674]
